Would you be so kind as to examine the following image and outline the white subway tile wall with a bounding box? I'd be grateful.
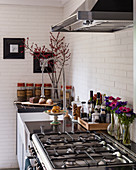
[0,1,135,168]
[0,5,63,169]
[63,1,135,142]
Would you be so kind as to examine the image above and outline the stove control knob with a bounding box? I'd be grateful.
[37,166,43,170]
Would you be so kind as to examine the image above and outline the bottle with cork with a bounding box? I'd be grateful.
[88,90,94,122]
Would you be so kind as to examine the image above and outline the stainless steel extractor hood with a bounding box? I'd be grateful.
[51,0,133,33]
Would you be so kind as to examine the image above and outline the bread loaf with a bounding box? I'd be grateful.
[39,98,46,104]
[29,97,39,103]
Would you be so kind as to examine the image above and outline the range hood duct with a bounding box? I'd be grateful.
[51,0,133,33]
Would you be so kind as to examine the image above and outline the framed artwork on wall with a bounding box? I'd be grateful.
[33,52,54,73]
[3,38,25,59]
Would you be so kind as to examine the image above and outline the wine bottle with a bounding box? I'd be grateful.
[100,94,106,123]
[90,90,93,103]
[95,92,101,113]
[88,101,94,122]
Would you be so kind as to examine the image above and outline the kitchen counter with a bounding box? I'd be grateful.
[15,103,55,113]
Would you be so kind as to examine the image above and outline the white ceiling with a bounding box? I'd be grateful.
[0,0,69,7]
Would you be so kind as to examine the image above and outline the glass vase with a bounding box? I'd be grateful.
[107,111,115,136]
[122,123,131,145]
[114,117,122,140]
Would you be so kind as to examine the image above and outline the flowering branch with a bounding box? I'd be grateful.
[22,32,71,98]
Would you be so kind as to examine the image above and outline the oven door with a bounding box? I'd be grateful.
[25,156,44,170]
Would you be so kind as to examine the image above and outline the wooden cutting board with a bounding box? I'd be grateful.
[14,101,57,107]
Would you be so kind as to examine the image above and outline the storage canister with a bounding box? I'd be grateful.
[60,85,72,106]
[44,83,52,100]
[35,83,42,98]
[17,83,26,102]
[26,83,34,101]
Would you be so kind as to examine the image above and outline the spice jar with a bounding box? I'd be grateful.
[60,85,72,107]
[71,96,81,122]
[44,83,52,100]
[35,83,42,98]
[17,83,26,102]
[26,83,34,101]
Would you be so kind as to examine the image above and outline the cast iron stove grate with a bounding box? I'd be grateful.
[32,131,136,169]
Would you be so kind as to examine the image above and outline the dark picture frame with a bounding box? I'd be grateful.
[33,52,54,73]
[3,38,25,59]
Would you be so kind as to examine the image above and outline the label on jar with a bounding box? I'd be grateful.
[26,90,33,96]
[35,89,41,96]
[17,90,25,97]
[44,89,51,95]
[66,92,70,99]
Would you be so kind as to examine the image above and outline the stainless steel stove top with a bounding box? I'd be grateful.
[32,131,136,170]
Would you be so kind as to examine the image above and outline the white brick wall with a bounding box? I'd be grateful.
[63,2,135,142]
[0,4,63,169]
[64,30,133,102]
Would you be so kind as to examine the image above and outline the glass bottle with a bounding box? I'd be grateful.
[100,105,106,123]
[88,101,94,122]
[81,101,88,121]
[95,92,101,113]
[90,90,93,103]
[92,108,100,123]
[71,96,81,122]
[100,94,106,123]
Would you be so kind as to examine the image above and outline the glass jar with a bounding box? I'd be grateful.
[35,83,42,98]
[92,109,100,123]
[122,123,131,145]
[17,83,26,102]
[114,116,122,141]
[71,96,81,122]
[26,83,34,101]
[44,83,52,100]
[81,101,88,121]
[60,85,72,107]
[107,111,115,136]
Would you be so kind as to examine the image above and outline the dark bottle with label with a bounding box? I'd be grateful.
[88,101,92,122]
[95,92,101,113]
[88,101,94,122]
[100,105,106,123]
[90,90,93,103]
[100,94,106,123]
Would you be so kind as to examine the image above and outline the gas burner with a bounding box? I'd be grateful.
[65,159,76,165]
[61,159,77,168]
[78,134,98,142]
[103,155,117,163]
[66,147,74,154]
[49,136,64,141]
[74,145,89,153]
[46,136,67,144]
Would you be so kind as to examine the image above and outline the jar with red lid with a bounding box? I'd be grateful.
[26,83,34,101]
[35,83,42,98]
[60,85,72,107]
[44,83,52,100]
[17,83,26,102]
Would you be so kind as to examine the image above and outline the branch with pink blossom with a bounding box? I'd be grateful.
[22,32,71,99]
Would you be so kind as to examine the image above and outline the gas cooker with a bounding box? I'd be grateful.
[31,131,136,170]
